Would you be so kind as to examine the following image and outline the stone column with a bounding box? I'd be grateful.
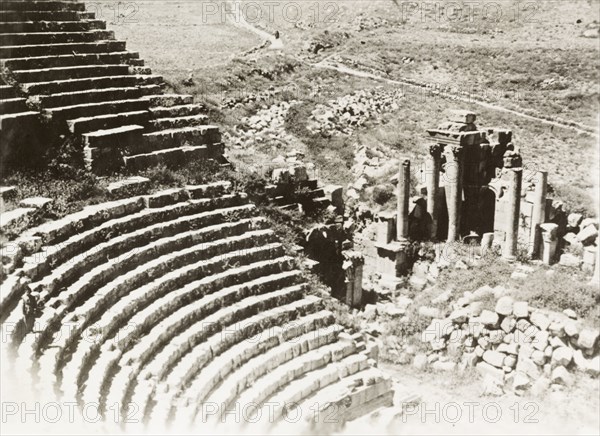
[539,223,559,265]
[592,240,600,285]
[529,171,548,258]
[481,232,494,255]
[426,144,442,240]
[397,159,411,241]
[502,167,523,260]
[444,145,464,242]
[343,251,364,308]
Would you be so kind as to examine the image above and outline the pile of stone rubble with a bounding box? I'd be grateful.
[308,87,403,136]
[418,289,599,395]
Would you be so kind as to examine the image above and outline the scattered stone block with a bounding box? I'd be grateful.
[563,308,577,319]
[495,296,514,316]
[500,316,515,333]
[530,311,550,330]
[567,213,583,228]
[483,350,506,368]
[512,301,529,318]
[504,355,517,368]
[564,319,579,337]
[531,350,546,365]
[479,310,499,327]
[580,218,599,230]
[533,330,550,351]
[577,328,599,350]
[512,371,530,391]
[577,225,598,245]
[559,253,582,268]
[563,232,583,250]
[516,357,541,379]
[551,366,573,386]
[449,308,469,324]
[551,347,573,367]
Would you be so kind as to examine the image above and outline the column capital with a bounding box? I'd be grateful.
[444,144,464,159]
[428,143,442,157]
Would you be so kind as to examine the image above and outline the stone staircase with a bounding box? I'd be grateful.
[0,0,224,174]
[0,182,393,432]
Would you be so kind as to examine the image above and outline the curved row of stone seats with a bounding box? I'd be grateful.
[165,310,337,427]
[59,257,300,400]
[79,259,295,412]
[275,368,393,435]
[129,278,319,424]
[203,352,370,431]
[0,1,224,173]
[109,293,323,427]
[14,199,257,373]
[169,314,339,428]
[38,237,287,403]
[40,227,280,382]
[0,182,236,340]
[102,278,306,409]
[185,323,348,428]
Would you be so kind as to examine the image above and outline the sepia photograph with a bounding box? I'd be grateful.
[0,0,599,435]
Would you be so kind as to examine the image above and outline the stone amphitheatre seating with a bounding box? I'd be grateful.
[0,0,224,174]
[0,182,393,432]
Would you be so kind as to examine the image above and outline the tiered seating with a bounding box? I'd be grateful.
[0,183,393,431]
[0,0,224,174]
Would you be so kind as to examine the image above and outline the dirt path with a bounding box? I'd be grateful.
[312,59,599,137]
[221,3,597,137]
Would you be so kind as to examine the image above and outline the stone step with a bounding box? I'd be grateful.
[57,219,274,397]
[149,114,209,131]
[68,109,150,134]
[0,97,28,114]
[82,124,144,148]
[0,111,39,130]
[1,40,126,58]
[12,64,129,83]
[172,310,336,427]
[39,84,160,109]
[2,51,140,70]
[147,299,332,428]
[0,84,18,99]
[45,97,149,122]
[16,206,263,373]
[21,74,163,95]
[22,197,251,288]
[108,290,318,418]
[295,369,393,427]
[48,228,281,384]
[0,19,106,33]
[148,104,204,119]
[82,252,302,412]
[141,94,193,107]
[0,11,95,22]
[2,2,86,12]
[139,126,221,154]
[242,354,370,429]
[0,29,113,45]
[228,339,358,424]
[122,144,221,173]
[0,207,35,231]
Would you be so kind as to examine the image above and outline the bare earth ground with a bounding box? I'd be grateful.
[92,0,600,433]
